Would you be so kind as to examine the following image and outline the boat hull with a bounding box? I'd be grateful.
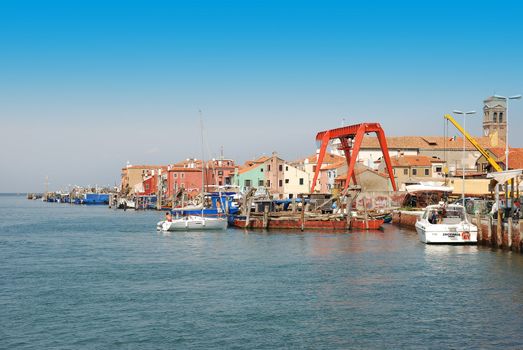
[415,223,478,244]
[158,216,228,231]
[351,218,384,230]
[232,218,349,230]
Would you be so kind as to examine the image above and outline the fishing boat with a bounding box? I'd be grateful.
[171,192,240,216]
[415,202,477,244]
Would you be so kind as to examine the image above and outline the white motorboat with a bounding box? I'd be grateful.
[157,215,227,231]
[415,203,477,244]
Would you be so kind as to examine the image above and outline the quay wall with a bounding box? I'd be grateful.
[392,210,523,253]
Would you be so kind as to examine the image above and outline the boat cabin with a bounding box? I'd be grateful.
[423,205,468,225]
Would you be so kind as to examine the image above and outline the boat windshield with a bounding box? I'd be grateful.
[426,206,467,224]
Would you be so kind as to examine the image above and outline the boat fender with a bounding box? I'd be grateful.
[461,231,470,240]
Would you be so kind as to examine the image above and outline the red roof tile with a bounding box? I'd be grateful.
[389,155,444,167]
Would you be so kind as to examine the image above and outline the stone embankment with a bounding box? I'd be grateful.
[392,210,523,253]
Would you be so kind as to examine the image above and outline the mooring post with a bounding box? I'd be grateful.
[263,205,269,229]
[497,210,502,248]
[300,200,305,231]
[476,212,482,243]
[245,198,251,229]
[508,217,513,250]
[346,195,353,230]
[487,215,492,243]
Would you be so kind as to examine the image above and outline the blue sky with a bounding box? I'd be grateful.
[1,0,523,192]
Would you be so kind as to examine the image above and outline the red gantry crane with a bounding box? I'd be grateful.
[311,123,397,192]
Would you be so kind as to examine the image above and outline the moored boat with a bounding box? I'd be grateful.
[157,215,227,231]
[415,203,477,244]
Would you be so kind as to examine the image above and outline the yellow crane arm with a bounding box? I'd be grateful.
[444,113,503,172]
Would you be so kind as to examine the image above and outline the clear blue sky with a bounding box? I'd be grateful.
[1,0,522,192]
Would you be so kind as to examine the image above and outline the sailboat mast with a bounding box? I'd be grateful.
[199,110,205,194]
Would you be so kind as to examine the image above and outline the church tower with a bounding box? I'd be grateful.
[483,96,507,145]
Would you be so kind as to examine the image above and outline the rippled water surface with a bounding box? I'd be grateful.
[2,195,523,349]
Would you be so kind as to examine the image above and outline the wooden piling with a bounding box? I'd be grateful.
[300,201,305,231]
[497,210,502,248]
[263,205,269,229]
[508,217,513,250]
[245,197,251,228]
[487,216,492,243]
[476,212,482,242]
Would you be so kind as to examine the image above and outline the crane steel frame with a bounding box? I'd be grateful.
[310,123,397,192]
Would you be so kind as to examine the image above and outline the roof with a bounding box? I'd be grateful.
[321,160,345,171]
[173,159,204,168]
[238,163,262,175]
[487,147,523,169]
[167,167,202,172]
[242,156,270,168]
[335,163,390,180]
[122,165,167,171]
[390,155,445,167]
[295,152,345,164]
[359,136,502,151]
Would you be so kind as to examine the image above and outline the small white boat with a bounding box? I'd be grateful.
[415,203,477,244]
[157,215,227,231]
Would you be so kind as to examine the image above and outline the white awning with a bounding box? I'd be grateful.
[486,169,522,183]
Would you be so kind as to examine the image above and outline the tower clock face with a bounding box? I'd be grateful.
[484,128,489,136]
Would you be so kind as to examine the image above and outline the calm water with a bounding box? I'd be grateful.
[1,195,523,349]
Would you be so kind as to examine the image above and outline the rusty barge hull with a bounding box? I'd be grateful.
[232,218,384,230]
[233,218,348,230]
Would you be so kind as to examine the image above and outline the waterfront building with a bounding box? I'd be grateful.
[334,163,393,191]
[319,161,345,193]
[234,153,310,198]
[476,147,523,172]
[234,156,269,193]
[165,166,202,198]
[120,165,167,195]
[377,154,446,189]
[290,152,346,193]
[205,158,237,190]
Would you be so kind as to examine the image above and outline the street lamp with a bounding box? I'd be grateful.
[493,94,522,170]
[453,110,476,204]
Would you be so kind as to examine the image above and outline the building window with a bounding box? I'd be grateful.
[289,194,293,199]
[285,179,289,184]
[267,165,271,171]
[279,164,283,171]
[145,183,150,190]
[299,178,304,185]
[258,180,264,186]
[279,180,283,187]
[412,169,417,176]
[245,179,251,187]
[403,169,408,175]
[218,170,223,176]
[393,169,396,175]
[285,166,288,171]
[424,169,429,176]
[266,180,271,187]
[435,166,442,173]
[181,173,185,178]
[173,173,178,179]
[499,112,503,123]
[313,165,317,172]
[260,168,263,172]
[493,112,498,123]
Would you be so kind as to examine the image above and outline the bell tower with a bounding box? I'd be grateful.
[483,96,507,145]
